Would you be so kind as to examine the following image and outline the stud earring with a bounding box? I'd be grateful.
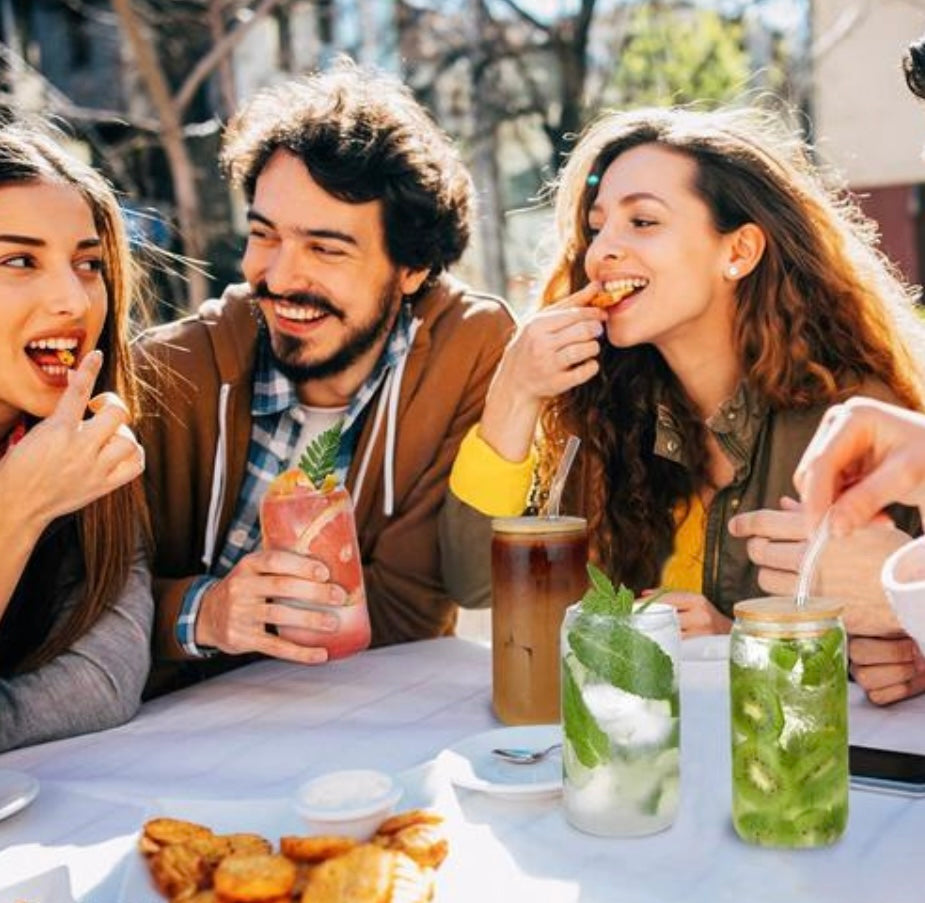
[727,265,740,278]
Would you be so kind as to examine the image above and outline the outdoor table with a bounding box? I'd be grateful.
[0,635,923,902]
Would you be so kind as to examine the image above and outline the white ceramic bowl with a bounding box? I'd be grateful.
[882,536,925,652]
[293,769,403,840]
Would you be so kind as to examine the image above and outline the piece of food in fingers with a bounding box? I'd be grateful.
[590,278,648,310]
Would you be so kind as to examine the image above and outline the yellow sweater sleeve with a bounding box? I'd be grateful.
[660,494,706,595]
[449,424,536,517]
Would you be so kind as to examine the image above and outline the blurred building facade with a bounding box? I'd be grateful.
[813,0,925,286]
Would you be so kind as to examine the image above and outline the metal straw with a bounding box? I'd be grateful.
[544,434,581,519]
[795,509,832,608]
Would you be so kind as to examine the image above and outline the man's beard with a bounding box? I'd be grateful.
[254,274,402,383]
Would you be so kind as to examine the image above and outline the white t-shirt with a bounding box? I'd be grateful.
[288,404,348,472]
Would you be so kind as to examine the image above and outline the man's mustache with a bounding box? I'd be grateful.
[252,281,345,321]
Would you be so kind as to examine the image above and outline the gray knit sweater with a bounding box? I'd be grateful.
[0,534,153,752]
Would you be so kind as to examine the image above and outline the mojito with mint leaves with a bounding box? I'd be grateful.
[561,566,681,836]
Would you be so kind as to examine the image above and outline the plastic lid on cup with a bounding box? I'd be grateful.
[733,596,843,623]
[491,515,587,535]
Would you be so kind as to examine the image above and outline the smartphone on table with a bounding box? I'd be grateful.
[849,744,925,797]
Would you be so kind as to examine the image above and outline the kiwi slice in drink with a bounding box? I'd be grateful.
[791,740,848,806]
[734,811,788,846]
[732,741,787,807]
[790,802,848,846]
[799,628,844,687]
[730,666,784,741]
[769,641,800,673]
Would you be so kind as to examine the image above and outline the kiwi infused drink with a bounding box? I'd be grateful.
[561,566,681,837]
[729,597,848,848]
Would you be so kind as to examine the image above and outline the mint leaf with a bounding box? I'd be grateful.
[568,617,674,700]
[614,584,636,613]
[581,563,634,615]
[562,655,611,768]
[298,420,343,486]
[587,562,615,598]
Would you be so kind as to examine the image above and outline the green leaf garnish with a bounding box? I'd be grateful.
[580,562,635,615]
[562,655,611,768]
[570,563,675,699]
[298,420,343,486]
[568,621,674,700]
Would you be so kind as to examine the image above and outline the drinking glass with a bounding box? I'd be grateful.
[730,597,848,847]
[491,516,588,724]
[560,602,681,836]
[260,484,371,659]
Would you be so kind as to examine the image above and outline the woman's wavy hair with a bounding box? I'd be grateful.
[537,106,925,592]
[0,122,149,671]
[220,59,473,297]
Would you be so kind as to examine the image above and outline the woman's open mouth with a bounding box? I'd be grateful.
[593,278,649,310]
[24,336,80,380]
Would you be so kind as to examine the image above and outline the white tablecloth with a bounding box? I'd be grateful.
[0,636,923,902]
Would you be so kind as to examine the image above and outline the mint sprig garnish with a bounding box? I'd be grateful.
[562,656,611,767]
[298,420,343,486]
[568,562,675,700]
[582,562,636,615]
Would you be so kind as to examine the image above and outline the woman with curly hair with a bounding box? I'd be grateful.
[442,105,925,637]
[0,122,150,750]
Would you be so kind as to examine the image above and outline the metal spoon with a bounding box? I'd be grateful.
[491,742,562,764]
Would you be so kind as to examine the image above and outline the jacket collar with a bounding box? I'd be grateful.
[654,379,767,478]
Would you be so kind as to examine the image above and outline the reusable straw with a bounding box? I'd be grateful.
[795,509,833,608]
[545,434,581,518]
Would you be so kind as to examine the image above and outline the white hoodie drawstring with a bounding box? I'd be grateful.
[202,383,231,568]
[351,370,391,512]
[351,316,422,517]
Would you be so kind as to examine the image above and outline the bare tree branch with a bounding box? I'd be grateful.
[111,0,209,305]
[174,0,287,116]
[492,0,550,35]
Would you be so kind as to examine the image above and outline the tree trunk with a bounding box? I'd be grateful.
[207,0,238,117]
[469,0,508,298]
[111,0,209,309]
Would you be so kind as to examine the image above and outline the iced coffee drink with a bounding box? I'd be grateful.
[491,516,588,724]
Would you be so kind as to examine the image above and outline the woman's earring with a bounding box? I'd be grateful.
[727,265,740,278]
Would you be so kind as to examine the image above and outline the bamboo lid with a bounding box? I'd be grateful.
[733,596,843,623]
[491,515,587,535]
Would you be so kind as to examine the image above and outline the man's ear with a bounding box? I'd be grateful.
[724,223,766,280]
[399,267,429,297]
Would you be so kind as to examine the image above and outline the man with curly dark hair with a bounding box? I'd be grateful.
[138,63,514,694]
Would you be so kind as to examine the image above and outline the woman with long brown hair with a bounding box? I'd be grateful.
[0,122,149,750]
[443,105,925,635]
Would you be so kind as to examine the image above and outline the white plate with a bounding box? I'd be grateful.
[0,769,38,821]
[0,866,73,903]
[438,724,562,799]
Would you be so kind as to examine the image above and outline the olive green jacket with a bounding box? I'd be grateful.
[440,381,920,617]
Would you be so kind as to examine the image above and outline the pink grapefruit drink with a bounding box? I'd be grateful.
[260,474,370,659]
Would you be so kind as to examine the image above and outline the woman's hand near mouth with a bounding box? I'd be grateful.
[0,350,145,535]
[479,282,607,462]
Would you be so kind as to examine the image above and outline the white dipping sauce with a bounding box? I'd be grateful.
[299,769,393,812]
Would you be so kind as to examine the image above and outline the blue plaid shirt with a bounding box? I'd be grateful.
[177,305,415,656]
